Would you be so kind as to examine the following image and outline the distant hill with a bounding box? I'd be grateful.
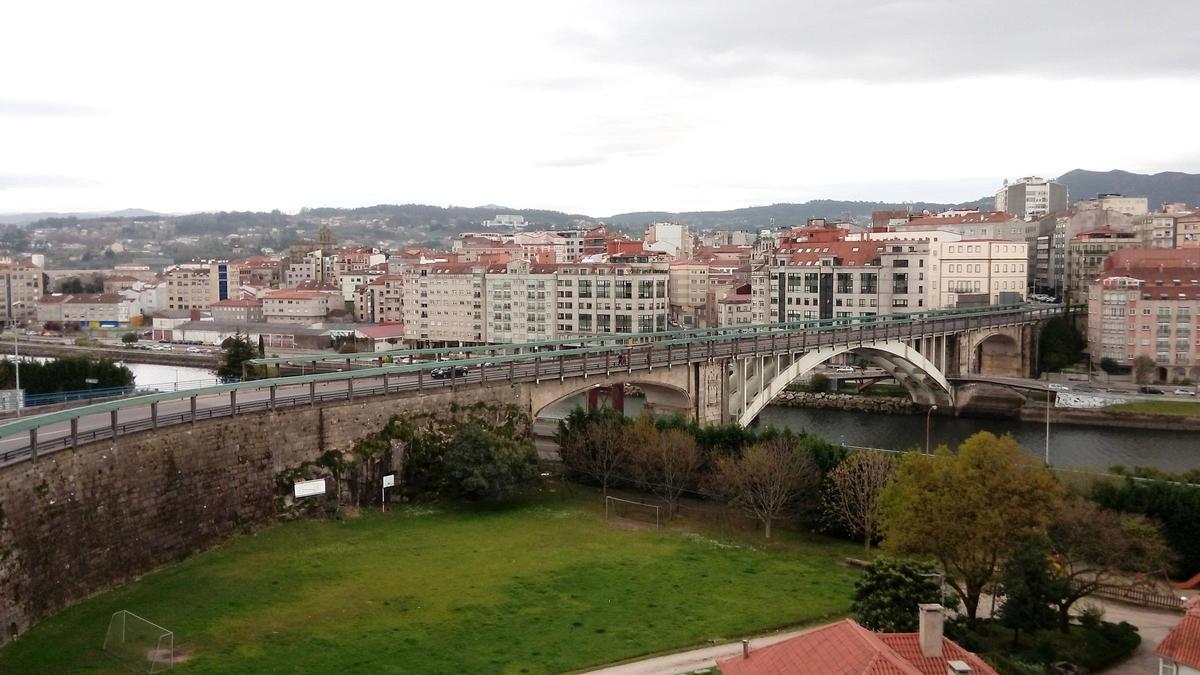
[0,208,160,226]
[605,199,964,229]
[1057,169,1200,209]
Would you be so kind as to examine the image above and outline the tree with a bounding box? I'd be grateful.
[822,450,895,553]
[121,332,139,344]
[1038,316,1084,373]
[1046,499,1172,631]
[633,426,702,518]
[852,557,951,632]
[1099,357,1120,375]
[1133,355,1156,384]
[56,277,84,294]
[807,373,830,393]
[997,540,1061,646]
[557,408,629,499]
[879,432,1065,623]
[437,424,539,500]
[257,334,266,359]
[712,438,818,539]
[216,332,258,381]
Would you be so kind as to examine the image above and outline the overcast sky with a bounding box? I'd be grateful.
[3,0,1199,217]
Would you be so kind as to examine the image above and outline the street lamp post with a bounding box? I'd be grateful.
[10,301,24,417]
[1044,383,1052,465]
[925,404,938,455]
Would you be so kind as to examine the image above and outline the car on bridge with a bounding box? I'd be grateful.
[430,366,469,379]
[1047,383,1070,392]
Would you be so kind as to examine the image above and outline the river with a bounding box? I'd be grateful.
[757,405,1200,473]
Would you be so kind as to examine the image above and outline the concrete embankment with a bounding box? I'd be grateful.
[1017,405,1200,431]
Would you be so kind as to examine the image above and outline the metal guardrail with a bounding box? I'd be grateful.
[0,304,1064,466]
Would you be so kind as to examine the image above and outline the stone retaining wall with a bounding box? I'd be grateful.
[0,382,527,645]
[771,390,921,414]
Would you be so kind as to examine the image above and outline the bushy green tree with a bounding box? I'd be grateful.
[852,557,952,632]
[880,432,1065,622]
[437,424,539,500]
[121,332,139,344]
[1099,357,1120,375]
[1038,316,1084,373]
[997,540,1061,646]
[0,356,133,394]
[1091,474,1200,578]
[216,332,258,381]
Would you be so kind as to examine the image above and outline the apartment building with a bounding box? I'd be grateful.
[717,286,753,327]
[484,260,556,344]
[62,293,135,326]
[1,260,45,323]
[1066,227,1141,304]
[210,298,264,323]
[1135,212,1181,249]
[261,289,336,324]
[553,259,671,337]
[994,176,1069,220]
[645,222,693,258]
[1075,193,1148,216]
[355,274,404,323]
[1087,248,1200,381]
[1178,213,1200,248]
[938,240,1028,307]
[164,261,240,310]
[401,263,486,345]
[668,261,709,327]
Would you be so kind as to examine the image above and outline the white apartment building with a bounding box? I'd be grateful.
[717,291,752,327]
[899,212,1027,241]
[553,259,670,336]
[1075,193,1148,216]
[645,222,693,258]
[484,260,556,344]
[261,289,336,324]
[995,176,1069,220]
[402,263,486,345]
[938,240,1028,307]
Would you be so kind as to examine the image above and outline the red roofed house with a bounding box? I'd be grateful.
[1156,598,1200,675]
[718,605,995,675]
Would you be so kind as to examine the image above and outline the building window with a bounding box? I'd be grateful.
[836,273,853,294]
[892,273,909,294]
[616,280,633,299]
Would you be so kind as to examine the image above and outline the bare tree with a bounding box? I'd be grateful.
[713,438,818,539]
[560,413,629,499]
[1133,355,1156,384]
[638,428,702,518]
[822,450,895,554]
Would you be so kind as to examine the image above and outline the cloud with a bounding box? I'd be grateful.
[566,0,1200,82]
[536,155,607,168]
[0,98,102,118]
[0,174,101,190]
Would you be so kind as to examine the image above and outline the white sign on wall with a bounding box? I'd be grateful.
[382,474,396,489]
[293,478,327,499]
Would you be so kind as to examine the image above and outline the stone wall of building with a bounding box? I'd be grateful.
[0,382,529,645]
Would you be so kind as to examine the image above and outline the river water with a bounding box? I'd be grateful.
[757,405,1200,473]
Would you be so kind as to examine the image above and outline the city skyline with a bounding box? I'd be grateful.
[4,1,1200,216]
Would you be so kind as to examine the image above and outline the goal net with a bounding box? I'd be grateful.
[103,610,175,673]
[605,495,662,528]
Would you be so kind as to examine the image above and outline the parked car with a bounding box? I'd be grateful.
[1173,388,1196,396]
[835,366,856,373]
[186,347,202,353]
[1138,386,1165,395]
[430,366,469,379]
[1048,383,1070,391]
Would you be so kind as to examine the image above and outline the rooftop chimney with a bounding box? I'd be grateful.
[918,604,944,658]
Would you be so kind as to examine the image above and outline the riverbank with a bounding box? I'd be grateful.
[1018,405,1200,431]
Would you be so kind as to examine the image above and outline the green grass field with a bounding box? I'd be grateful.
[0,490,859,675]
[1105,400,1200,417]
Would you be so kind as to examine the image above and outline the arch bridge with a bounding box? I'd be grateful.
[0,304,1059,466]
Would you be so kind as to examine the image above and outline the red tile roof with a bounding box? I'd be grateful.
[779,241,884,267]
[716,620,996,675]
[355,323,406,339]
[1156,604,1200,669]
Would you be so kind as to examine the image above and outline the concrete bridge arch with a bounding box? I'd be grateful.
[733,340,955,428]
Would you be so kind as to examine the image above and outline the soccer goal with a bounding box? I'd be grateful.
[103,610,175,673]
[605,495,662,528]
